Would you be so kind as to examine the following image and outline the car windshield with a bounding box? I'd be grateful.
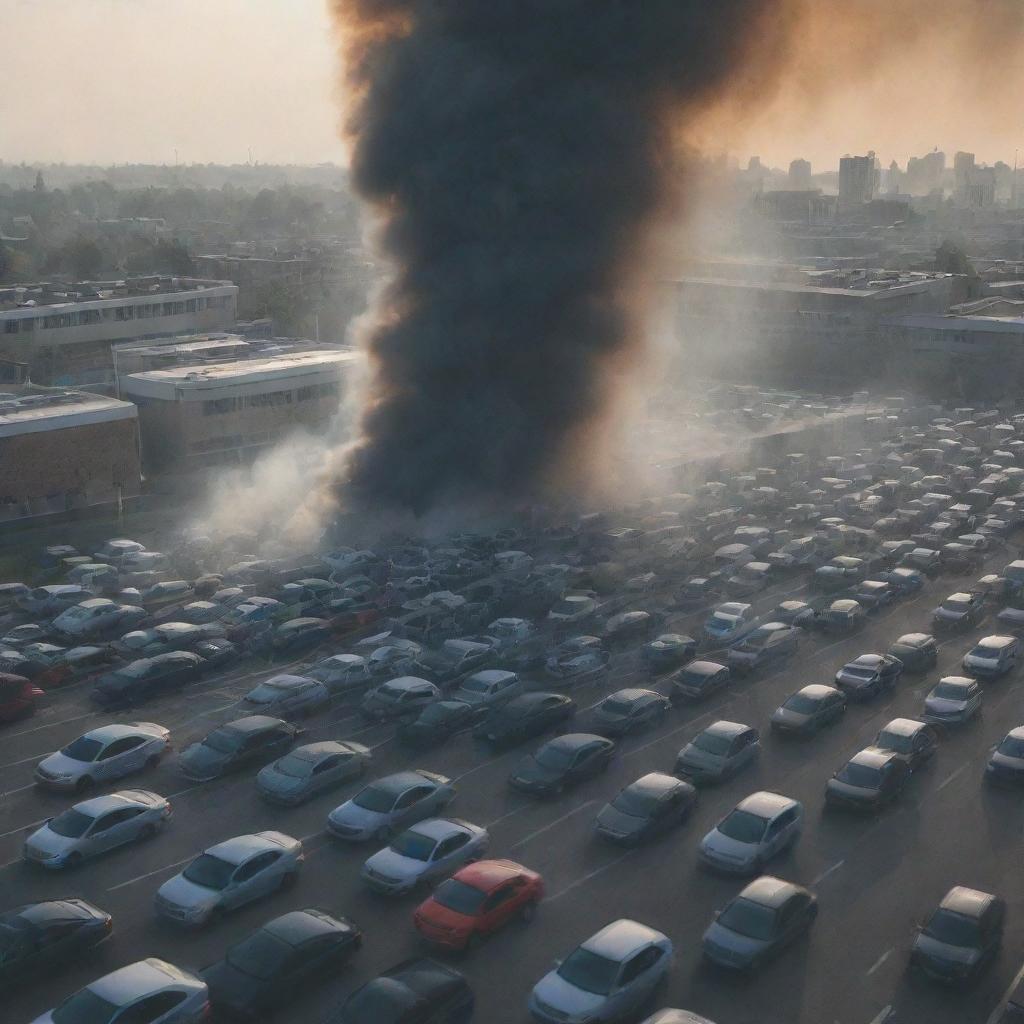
[389,831,437,861]
[272,754,314,779]
[183,853,236,890]
[600,697,634,717]
[708,615,737,631]
[933,683,968,701]
[784,694,821,715]
[61,736,104,762]
[843,666,877,680]
[460,677,492,694]
[419,704,456,724]
[970,644,1001,658]
[876,730,913,754]
[998,735,1024,758]
[611,787,660,818]
[48,808,95,838]
[717,809,768,843]
[432,878,488,915]
[837,763,882,788]
[692,731,733,756]
[943,599,969,612]
[552,599,582,615]
[718,897,779,940]
[536,746,575,771]
[924,909,981,948]
[203,728,243,754]
[52,989,118,1024]
[557,947,621,996]
[226,930,291,979]
[353,785,398,813]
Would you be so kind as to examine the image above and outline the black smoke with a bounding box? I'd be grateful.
[332,0,780,514]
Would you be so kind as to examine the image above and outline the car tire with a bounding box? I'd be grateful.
[279,871,298,891]
[464,932,483,953]
[141,822,160,840]
[145,754,160,771]
[375,825,391,842]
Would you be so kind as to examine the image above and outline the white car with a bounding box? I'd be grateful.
[24,790,170,869]
[52,598,143,638]
[34,722,170,792]
[361,817,489,895]
[307,653,373,696]
[487,617,536,648]
[698,791,803,875]
[31,958,207,1024]
[530,919,673,1024]
[454,669,523,708]
[155,831,303,927]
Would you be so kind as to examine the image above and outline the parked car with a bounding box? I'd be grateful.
[911,886,1005,985]
[703,603,757,644]
[398,700,478,749]
[899,547,942,576]
[114,622,223,659]
[336,959,473,1024]
[155,831,304,927]
[698,791,803,875]
[671,660,730,702]
[675,721,760,784]
[676,576,719,608]
[825,748,911,811]
[883,567,926,595]
[307,653,373,696]
[413,859,544,951]
[52,598,143,639]
[727,623,800,674]
[509,733,615,797]
[602,610,655,643]
[544,637,610,686]
[474,692,576,748]
[361,817,489,896]
[454,669,522,709]
[548,592,601,625]
[33,958,207,1024]
[256,740,370,805]
[35,722,170,792]
[887,633,938,673]
[770,685,846,736]
[91,652,203,708]
[595,773,696,845]
[702,876,817,970]
[529,920,672,1024]
[327,770,455,842]
[24,789,170,868]
[821,599,867,634]
[0,898,112,985]
[932,591,986,632]
[834,653,903,701]
[361,676,441,722]
[591,688,670,736]
[985,726,1024,785]
[642,633,697,670]
[178,716,301,782]
[267,616,331,654]
[0,672,44,722]
[851,580,897,611]
[963,635,1020,678]
[873,718,939,771]
[242,674,330,719]
[201,909,362,1019]
[17,585,90,617]
[922,676,983,727]
[813,556,865,591]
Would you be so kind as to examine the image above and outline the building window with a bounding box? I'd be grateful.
[20,318,34,332]
[202,397,239,415]
[3,320,18,335]
[296,381,340,401]
[114,305,135,321]
[185,298,197,312]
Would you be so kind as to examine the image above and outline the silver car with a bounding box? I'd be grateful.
[242,674,330,719]
[256,740,371,805]
[530,919,673,1024]
[361,817,489,895]
[922,676,983,726]
[675,721,760,783]
[307,654,373,696]
[327,770,455,842]
[454,669,523,708]
[155,831,303,927]
[31,958,208,1024]
[34,722,170,792]
[699,791,803,875]
[24,789,170,869]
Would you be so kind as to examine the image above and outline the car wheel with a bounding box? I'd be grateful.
[75,776,95,794]
[464,932,483,953]
[279,871,298,891]
[141,822,160,840]
[375,825,391,842]
[145,754,160,771]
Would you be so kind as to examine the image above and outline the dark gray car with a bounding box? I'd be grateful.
[256,741,371,805]
[770,685,846,736]
[675,721,760,783]
[595,772,696,845]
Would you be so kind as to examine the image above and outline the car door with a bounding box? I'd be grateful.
[391,785,434,831]
[228,851,281,908]
[427,832,471,882]
[778,893,812,945]
[96,736,147,781]
[310,754,345,795]
[614,945,665,1015]
[478,880,524,934]
[81,807,134,856]
[114,990,190,1024]
[568,744,598,782]
[28,921,83,971]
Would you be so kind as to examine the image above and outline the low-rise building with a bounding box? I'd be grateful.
[0,388,140,521]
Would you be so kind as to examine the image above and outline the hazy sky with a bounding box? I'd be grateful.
[2,0,1022,172]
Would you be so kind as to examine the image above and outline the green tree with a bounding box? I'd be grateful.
[933,240,975,277]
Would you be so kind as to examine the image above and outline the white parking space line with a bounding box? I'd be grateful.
[452,756,507,783]
[107,854,194,891]
[868,1006,894,1024]
[624,710,715,758]
[0,855,24,869]
[0,816,48,840]
[510,801,598,851]
[0,752,47,769]
[2,710,95,739]
[865,948,893,976]
[937,763,968,791]
[987,961,1024,1024]
[811,859,845,886]
[547,850,635,902]
[0,783,37,799]
[163,784,203,799]
[484,804,530,828]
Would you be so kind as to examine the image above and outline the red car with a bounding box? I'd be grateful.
[0,673,44,722]
[413,858,543,951]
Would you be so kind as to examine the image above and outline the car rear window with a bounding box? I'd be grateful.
[784,694,821,714]
[717,809,768,843]
[718,897,778,940]
[52,989,119,1024]
[837,763,882,788]
[353,785,398,813]
[693,731,733,756]
[876,730,913,754]
[997,735,1024,758]
[432,878,488,915]
[226,930,292,979]
[390,830,437,861]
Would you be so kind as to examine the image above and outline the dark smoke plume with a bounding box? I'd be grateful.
[330,0,784,514]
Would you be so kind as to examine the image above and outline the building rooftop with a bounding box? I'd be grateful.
[0,276,235,313]
[0,388,137,438]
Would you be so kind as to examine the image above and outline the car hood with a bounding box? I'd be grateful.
[678,745,723,770]
[364,847,427,881]
[157,873,220,910]
[511,757,561,786]
[701,830,757,863]
[915,933,979,966]
[178,744,230,777]
[772,707,810,727]
[704,920,766,960]
[37,751,87,776]
[531,970,605,1019]
[256,765,306,794]
[330,801,385,830]
[25,826,77,856]
[201,960,266,1011]
[595,804,645,837]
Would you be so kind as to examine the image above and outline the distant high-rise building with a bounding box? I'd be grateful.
[887,160,902,194]
[906,149,946,194]
[788,158,812,189]
[838,152,878,207]
[954,151,976,204]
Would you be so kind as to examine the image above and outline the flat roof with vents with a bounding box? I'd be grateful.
[0,390,137,438]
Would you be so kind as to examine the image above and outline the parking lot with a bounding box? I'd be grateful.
[4,399,1024,1024]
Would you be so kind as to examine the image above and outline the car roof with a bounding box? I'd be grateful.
[940,886,995,919]
[704,720,751,739]
[89,959,184,1006]
[582,919,666,959]
[383,676,434,690]
[543,733,608,754]
[977,635,1016,648]
[81,723,161,743]
[72,791,153,816]
[880,718,927,738]
[464,669,516,684]
[206,832,286,864]
[684,660,727,676]
[797,684,839,700]
[829,599,861,612]
[946,592,973,603]
[849,747,896,770]
[289,741,351,761]
[406,817,468,842]
[75,598,117,610]
[222,715,288,734]
[262,674,315,689]
[263,909,345,944]
[935,676,975,690]
[372,770,440,794]
[738,875,805,909]
[605,688,658,703]
[716,602,750,615]
[625,772,683,799]
[455,858,530,891]
[895,633,932,646]
[850,654,884,666]
[737,791,797,817]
